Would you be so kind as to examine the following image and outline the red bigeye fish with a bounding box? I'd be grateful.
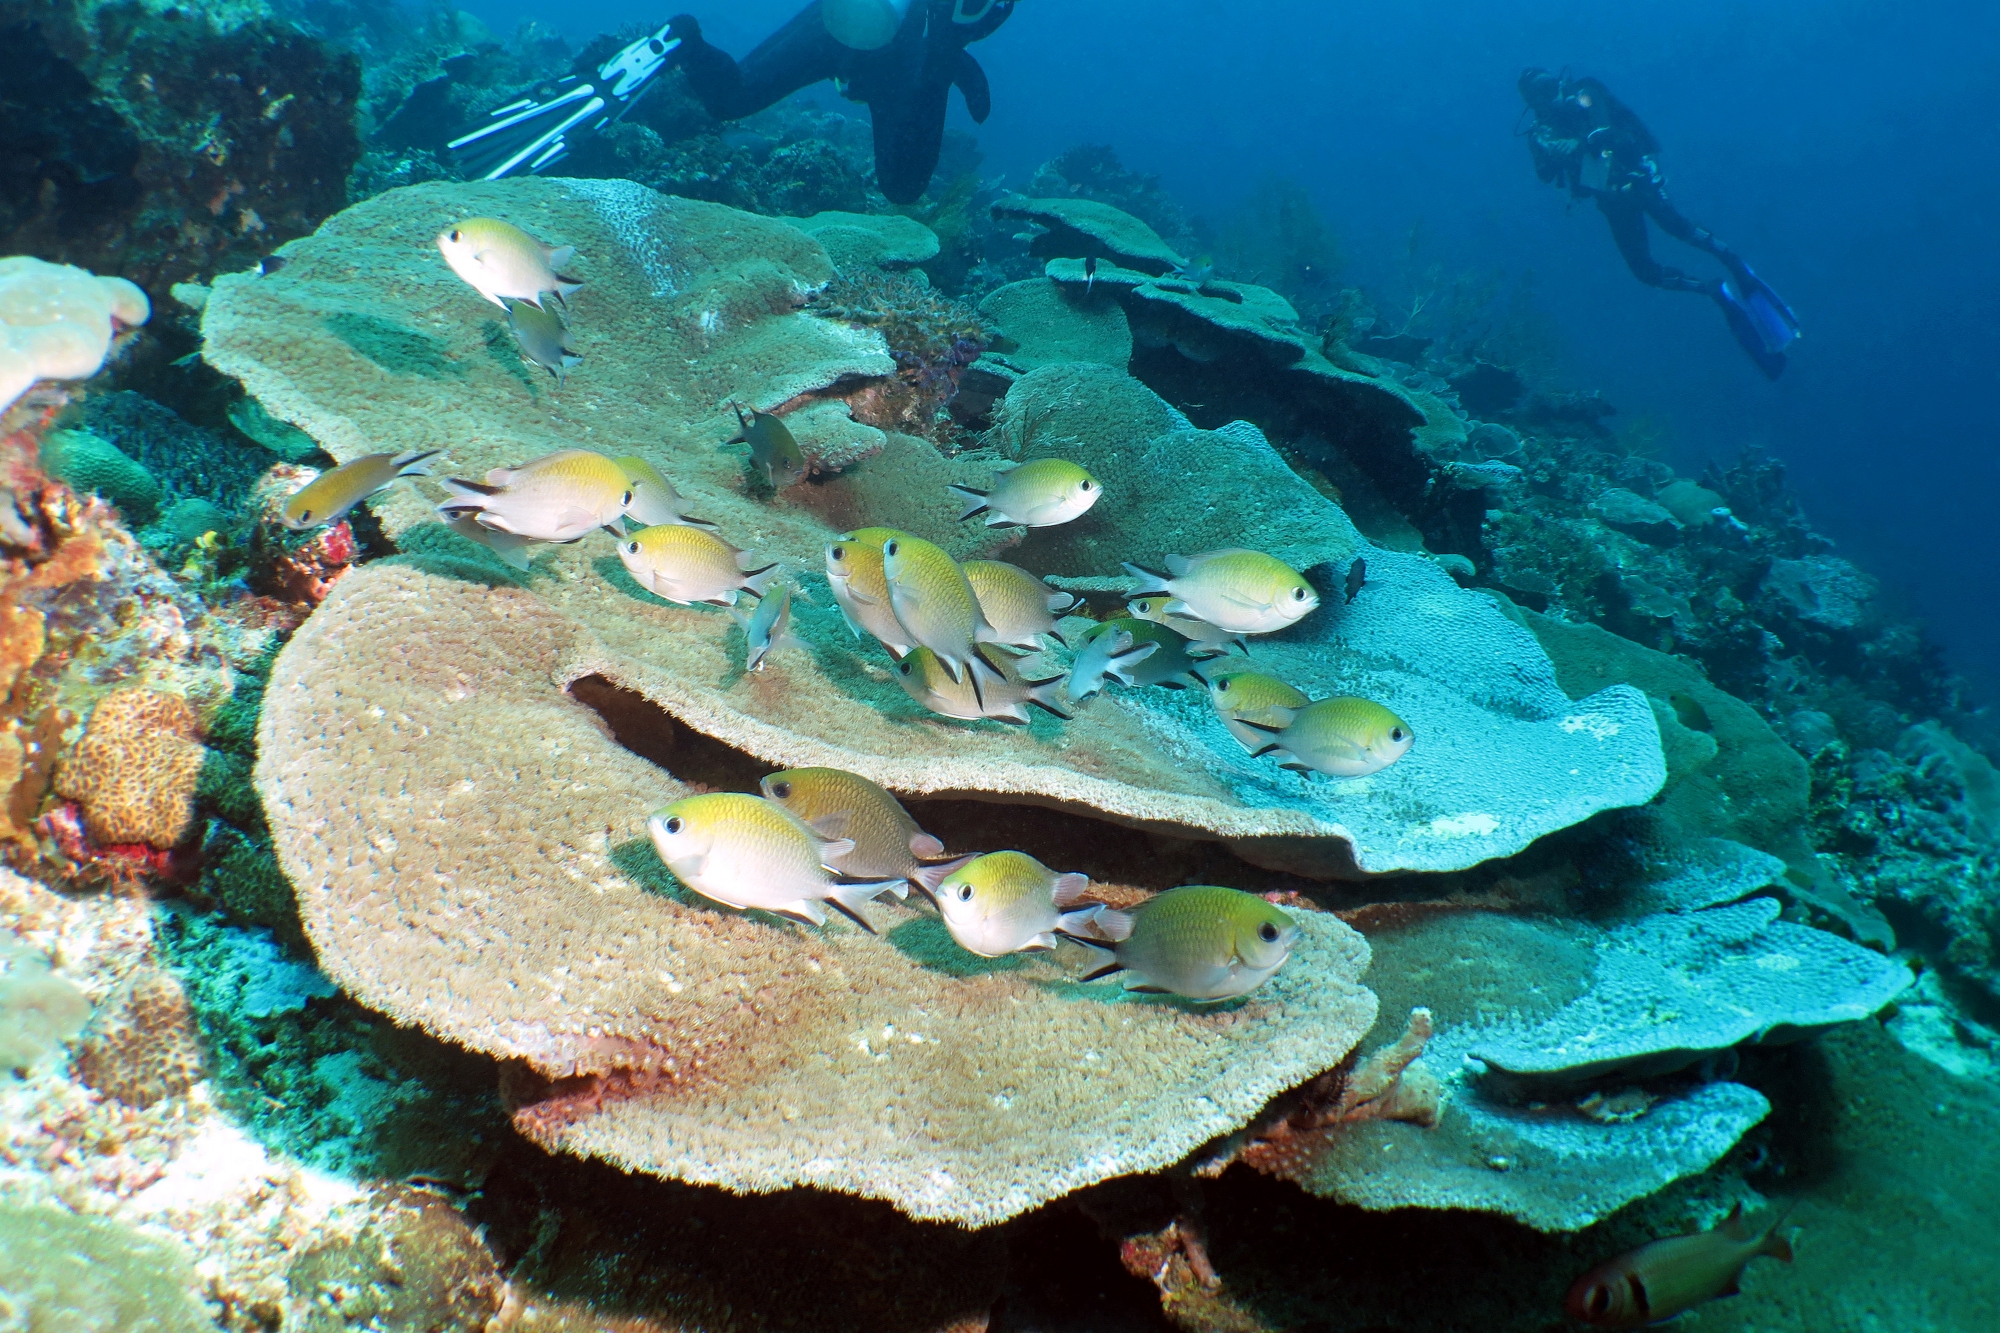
[1565,1202,1795,1328]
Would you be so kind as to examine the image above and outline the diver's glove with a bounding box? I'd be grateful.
[448,21,685,180]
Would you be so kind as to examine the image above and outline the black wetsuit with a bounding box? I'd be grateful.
[669,2,1012,203]
[1527,77,1743,293]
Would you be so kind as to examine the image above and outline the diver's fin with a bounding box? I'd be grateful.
[951,49,991,123]
[1712,279,1792,381]
[448,81,608,181]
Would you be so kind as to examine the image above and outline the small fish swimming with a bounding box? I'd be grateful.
[1078,885,1299,1000]
[647,792,905,931]
[1172,254,1216,285]
[1202,669,1311,751]
[280,449,441,530]
[1123,548,1320,635]
[1565,1202,1795,1329]
[615,456,712,529]
[825,527,913,653]
[913,851,1104,958]
[436,448,633,543]
[1064,627,1158,702]
[1076,618,1206,689]
[1126,595,1242,656]
[894,647,1071,725]
[504,297,581,384]
[963,560,1078,648]
[1344,556,1367,604]
[947,458,1102,528]
[1083,255,1098,295]
[727,402,807,490]
[881,534,1008,692]
[435,217,581,311]
[1238,696,1414,779]
[730,583,805,670]
[759,766,950,882]
[619,523,778,606]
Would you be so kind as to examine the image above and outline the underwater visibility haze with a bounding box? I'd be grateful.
[1,0,1997,1328]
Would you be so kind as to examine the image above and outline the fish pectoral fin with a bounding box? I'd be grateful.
[1122,981,1172,994]
[909,831,946,858]
[775,900,831,928]
[809,811,854,843]
[1020,932,1059,952]
[1050,873,1092,908]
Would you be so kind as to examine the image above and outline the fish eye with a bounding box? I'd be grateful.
[1258,921,1279,942]
[1293,587,1307,600]
[898,661,912,676]
[1080,479,1095,491]
[956,884,973,901]
[663,816,683,835]
[830,546,846,561]
[449,229,461,243]
[769,781,791,799]
[1586,1287,1612,1318]
[622,491,633,505]
[1215,679,1230,693]
[883,540,899,556]
[627,541,640,554]
[298,509,312,522]
[1391,727,1405,741]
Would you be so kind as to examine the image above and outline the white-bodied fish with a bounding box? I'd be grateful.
[1123,549,1320,634]
[964,560,1078,648]
[912,850,1105,957]
[825,527,912,653]
[1064,627,1159,702]
[759,766,950,882]
[894,647,1071,725]
[947,458,1102,528]
[280,449,440,530]
[1128,594,1245,656]
[505,297,581,383]
[730,583,805,670]
[619,523,778,606]
[1238,696,1414,778]
[615,455,713,529]
[1081,885,1300,1000]
[1203,669,1311,751]
[436,448,633,542]
[435,217,582,311]
[1074,619,1204,689]
[881,534,1008,693]
[646,792,904,930]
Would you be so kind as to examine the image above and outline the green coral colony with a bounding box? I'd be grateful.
[0,14,1993,1330]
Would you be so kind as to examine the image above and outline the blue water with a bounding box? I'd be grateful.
[462,0,2000,702]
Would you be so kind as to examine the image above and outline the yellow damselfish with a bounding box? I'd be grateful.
[619,523,778,606]
[1240,696,1413,778]
[1203,670,1311,751]
[948,458,1101,528]
[1082,885,1300,1000]
[435,217,581,310]
[1123,548,1319,634]
[760,767,949,881]
[825,527,912,654]
[881,534,1006,690]
[280,449,440,530]
[436,448,634,543]
[647,792,905,930]
[963,560,1078,648]
[913,850,1103,958]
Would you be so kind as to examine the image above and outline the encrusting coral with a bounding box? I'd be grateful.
[74,965,207,1108]
[0,257,150,411]
[54,689,207,849]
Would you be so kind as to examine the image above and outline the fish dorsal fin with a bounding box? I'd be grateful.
[485,467,518,486]
[1164,553,1194,577]
[1051,873,1092,908]
[544,244,576,270]
[990,459,1021,474]
[909,831,946,858]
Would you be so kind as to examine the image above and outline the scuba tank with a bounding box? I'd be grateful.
[822,0,914,50]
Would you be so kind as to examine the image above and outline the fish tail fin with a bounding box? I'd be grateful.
[1122,561,1171,596]
[393,448,445,476]
[1084,907,1135,943]
[740,561,781,597]
[1105,639,1160,685]
[1755,1199,1798,1262]
[545,244,576,268]
[1025,676,1074,720]
[910,854,979,902]
[728,602,754,631]
[821,896,879,934]
[832,879,909,924]
[946,484,990,521]
[967,646,1010,696]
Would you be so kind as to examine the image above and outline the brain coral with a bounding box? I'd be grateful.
[0,256,151,411]
[54,689,206,848]
[207,180,1663,880]
[75,966,206,1108]
[255,560,1378,1225]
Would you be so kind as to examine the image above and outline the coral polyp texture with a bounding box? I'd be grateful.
[0,257,150,411]
[253,561,1379,1225]
[53,689,207,849]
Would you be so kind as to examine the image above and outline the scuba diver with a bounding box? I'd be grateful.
[1517,68,1800,379]
[450,1,1013,204]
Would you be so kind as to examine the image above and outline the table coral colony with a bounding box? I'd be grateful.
[0,84,1987,1332]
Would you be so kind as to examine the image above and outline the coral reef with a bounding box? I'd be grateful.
[0,257,150,410]
[54,689,207,849]
[74,965,206,1107]
[0,1200,212,1332]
